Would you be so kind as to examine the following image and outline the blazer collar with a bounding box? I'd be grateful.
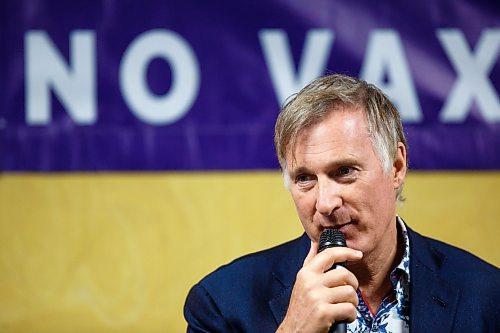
[407,227,461,333]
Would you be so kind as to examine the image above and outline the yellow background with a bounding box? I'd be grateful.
[0,172,499,332]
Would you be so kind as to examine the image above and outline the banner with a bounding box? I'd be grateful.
[1,0,499,171]
[1,2,499,332]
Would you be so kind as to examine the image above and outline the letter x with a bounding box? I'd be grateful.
[438,29,500,122]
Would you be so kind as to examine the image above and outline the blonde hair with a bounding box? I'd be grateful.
[274,74,408,201]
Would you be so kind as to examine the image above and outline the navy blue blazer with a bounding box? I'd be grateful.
[185,227,499,332]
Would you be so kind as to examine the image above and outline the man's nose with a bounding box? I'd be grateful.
[315,179,342,216]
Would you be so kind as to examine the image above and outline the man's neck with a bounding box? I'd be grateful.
[349,219,405,313]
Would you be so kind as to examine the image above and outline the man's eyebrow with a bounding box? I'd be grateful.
[289,158,361,176]
[330,157,360,167]
[288,166,311,178]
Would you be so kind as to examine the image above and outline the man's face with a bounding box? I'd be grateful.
[285,106,406,258]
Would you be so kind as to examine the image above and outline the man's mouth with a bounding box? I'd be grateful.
[336,221,353,230]
[321,220,356,231]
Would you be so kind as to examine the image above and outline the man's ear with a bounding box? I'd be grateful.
[392,142,407,189]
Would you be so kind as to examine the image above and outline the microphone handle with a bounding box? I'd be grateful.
[329,262,347,333]
[330,322,347,333]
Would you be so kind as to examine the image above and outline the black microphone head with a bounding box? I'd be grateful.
[318,229,346,253]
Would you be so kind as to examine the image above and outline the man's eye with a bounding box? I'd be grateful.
[295,174,314,184]
[336,166,355,177]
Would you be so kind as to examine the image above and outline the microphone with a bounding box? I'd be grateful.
[318,229,348,333]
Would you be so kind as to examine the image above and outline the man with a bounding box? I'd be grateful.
[184,74,499,332]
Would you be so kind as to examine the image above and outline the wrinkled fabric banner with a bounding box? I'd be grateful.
[1,0,499,171]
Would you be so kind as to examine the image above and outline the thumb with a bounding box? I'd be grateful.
[303,240,319,266]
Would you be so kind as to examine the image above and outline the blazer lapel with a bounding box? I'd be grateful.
[269,284,294,326]
[408,228,461,333]
[268,233,310,326]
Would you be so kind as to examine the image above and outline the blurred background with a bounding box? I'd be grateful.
[0,0,499,332]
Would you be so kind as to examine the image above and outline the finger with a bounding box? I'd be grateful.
[303,240,319,266]
[313,302,358,329]
[323,266,359,290]
[308,247,363,273]
[322,284,359,307]
[329,302,359,323]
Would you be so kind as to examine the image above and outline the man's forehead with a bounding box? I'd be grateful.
[285,107,370,164]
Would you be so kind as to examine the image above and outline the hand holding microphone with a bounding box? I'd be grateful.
[277,229,362,333]
[318,229,349,333]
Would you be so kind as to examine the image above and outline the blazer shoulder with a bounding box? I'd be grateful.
[410,229,499,288]
[184,234,309,332]
[199,233,308,290]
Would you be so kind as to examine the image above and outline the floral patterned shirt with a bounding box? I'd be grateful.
[347,217,410,333]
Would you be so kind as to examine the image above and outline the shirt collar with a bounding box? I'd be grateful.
[390,216,411,285]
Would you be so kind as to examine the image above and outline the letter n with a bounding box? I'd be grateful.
[25,30,96,125]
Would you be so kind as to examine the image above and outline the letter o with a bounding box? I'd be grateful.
[120,29,200,124]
